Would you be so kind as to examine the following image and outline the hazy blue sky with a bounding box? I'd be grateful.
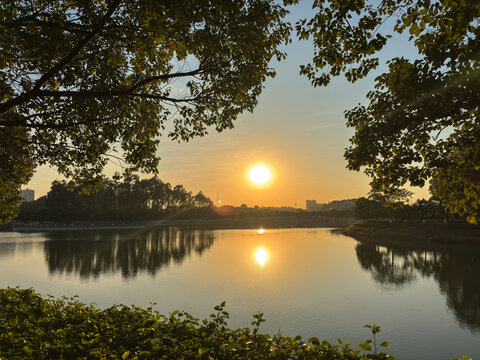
[27,1,428,207]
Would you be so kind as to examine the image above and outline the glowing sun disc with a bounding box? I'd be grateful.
[249,165,271,185]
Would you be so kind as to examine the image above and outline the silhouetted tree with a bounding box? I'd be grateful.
[19,176,211,221]
[0,0,292,224]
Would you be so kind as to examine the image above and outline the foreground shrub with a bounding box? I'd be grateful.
[1,287,395,359]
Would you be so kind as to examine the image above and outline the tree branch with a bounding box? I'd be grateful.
[0,0,122,115]
[36,89,202,103]
[128,68,205,92]
[24,116,116,130]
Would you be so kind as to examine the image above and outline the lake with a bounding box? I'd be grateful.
[0,227,479,359]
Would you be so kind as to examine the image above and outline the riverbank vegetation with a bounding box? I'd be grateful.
[13,178,474,229]
[343,222,480,245]
[353,190,466,223]
[17,176,210,222]
[0,287,398,360]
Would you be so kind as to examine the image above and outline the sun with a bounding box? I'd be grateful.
[255,248,268,267]
[248,165,271,185]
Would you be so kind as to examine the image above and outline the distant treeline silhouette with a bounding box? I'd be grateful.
[16,176,362,223]
[17,175,210,221]
[353,191,464,221]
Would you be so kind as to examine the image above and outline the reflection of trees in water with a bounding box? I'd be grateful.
[43,228,214,279]
[0,241,35,259]
[0,242,17,259]
[435,251,480,333]
[355,241,480,332]
[355,243,418,286]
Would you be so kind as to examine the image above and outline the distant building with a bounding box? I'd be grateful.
[21,189,35,202]
[306,200,317,211]
[306,198,357,211]
[306,200,329,212]
[329,199,356,211]
[262,206,301,211]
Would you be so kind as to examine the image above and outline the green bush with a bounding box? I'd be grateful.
[1,287,396,360]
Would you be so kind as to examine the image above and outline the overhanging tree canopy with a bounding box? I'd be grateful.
[0,0,292,223]
[298,0,480,223]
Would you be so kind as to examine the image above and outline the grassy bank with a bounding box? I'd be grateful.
[342,222,480,245]
[0,288,397,360]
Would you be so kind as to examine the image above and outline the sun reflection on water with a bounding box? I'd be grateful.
[255,247,268,267]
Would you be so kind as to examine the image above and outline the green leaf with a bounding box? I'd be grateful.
[122,351,131,359]
[380,341,390,349]
[358,342,371,351]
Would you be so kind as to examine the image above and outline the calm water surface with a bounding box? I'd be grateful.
[0,227,479,359]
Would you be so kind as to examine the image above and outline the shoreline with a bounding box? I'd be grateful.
[10,225,146,232]
[3,217,357,233]
[341,221,480,246]
[5,220,479,244]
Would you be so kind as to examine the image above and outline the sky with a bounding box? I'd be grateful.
[26,1,430,208]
